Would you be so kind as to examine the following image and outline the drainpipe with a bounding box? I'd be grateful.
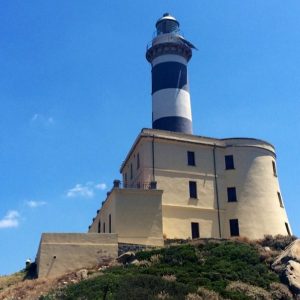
[152,135,155,181]
[213,144,222,238]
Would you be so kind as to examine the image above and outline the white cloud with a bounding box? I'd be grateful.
[0,210,20,229]
[31,114,54,126]
[66,184,94,198]
[26,200,47,208]
[66,182,107,199]
[95,183,107,190]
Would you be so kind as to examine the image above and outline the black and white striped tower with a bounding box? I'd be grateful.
[146,13,196,134]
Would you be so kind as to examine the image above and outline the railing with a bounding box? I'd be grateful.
[113,180,157,190]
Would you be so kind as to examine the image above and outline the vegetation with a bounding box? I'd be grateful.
[42,239,289,300]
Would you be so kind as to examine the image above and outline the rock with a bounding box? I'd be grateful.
[272,239,300,295]
[117,251,136,264]
[273,239,300,266]
[285,260,300,295]
[98,265,108,271]
[75,269,88,280]
[264,246,271,252]
[130,259,140,265]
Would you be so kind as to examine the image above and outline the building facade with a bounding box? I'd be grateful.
[89,128,291,242]
[89,14,292,244]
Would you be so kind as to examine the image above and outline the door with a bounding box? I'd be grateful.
[191,222,200,239]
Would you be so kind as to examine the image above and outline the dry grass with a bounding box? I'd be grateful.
[0,272,25,291]
[0,266,105,300]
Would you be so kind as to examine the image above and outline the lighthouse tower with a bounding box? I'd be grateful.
[146,13,195,134]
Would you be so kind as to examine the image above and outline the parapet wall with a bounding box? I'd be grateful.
[36,233,118,278]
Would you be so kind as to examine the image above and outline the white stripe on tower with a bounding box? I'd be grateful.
[152,89,192,122]
[152,54,187,66]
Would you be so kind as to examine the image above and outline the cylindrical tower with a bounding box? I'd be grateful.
[146,13,195,134]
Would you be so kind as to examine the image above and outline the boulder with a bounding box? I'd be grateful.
[117,251,136,264]
[285,260,300,295]
[272,239,300,295]
[273,239,300,266]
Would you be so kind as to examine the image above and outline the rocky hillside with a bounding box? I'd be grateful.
[0,235,299,300]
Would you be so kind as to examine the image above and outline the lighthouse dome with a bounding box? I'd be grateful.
[155,13,180,35]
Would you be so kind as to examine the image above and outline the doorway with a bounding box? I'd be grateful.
[191,222,200,239]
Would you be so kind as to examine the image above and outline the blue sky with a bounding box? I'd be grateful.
[0,1,299,275]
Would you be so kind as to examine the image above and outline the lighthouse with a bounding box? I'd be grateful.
[146,13,196,134]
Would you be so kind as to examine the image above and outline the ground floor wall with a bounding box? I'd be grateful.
[162,205,222,239]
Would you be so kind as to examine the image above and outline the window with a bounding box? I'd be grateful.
[130,163,133,179]
[229,219,239,236]
[227,187,237,202]
[191,222,200,239]
[103,222,106,233]
[285,222,291,236]
[189,181,197,198]
[187,151,195,166]
[98,221,101,233]
[225,155,234,170]
[137,153,140,169]
[272,161,277,177]
[109,214,112,233]
[277,192,284,208]
[124,173,127,187]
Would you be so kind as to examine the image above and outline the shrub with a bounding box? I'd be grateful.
[269,282,293,300]
[115,274,189,300]
[136,245,198,266]
[259,235,297,250]
[157,291,170,299]
[196,287,221,300]
[150,254,162,264]
[162,274,177,282]
[198,241,279,289]
[226,281,272,300]
[185,293,202,300]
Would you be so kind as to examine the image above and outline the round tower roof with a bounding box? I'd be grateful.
[155,13,179,28]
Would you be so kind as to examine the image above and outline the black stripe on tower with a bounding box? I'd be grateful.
[152,62,188,94]
[153,116,192,134]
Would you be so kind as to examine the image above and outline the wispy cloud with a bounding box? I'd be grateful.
[26,200,47,208]
[31,114,54,126]
[66,182,107,199]
[0,210,20,229]
[95,183,107,190]
[67,184,94,198]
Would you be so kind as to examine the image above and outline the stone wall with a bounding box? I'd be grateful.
[36,233,118,278]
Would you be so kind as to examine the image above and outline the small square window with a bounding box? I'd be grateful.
[189,181,197,199]
[277,192,284,208]
[227,187,237,202]
[225,155,234,170]
[230,219,239,236]
[187,151,195,166]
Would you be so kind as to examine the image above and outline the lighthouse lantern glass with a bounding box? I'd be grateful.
[156,20,179,36]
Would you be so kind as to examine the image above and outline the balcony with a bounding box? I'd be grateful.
[113,180,157,190]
